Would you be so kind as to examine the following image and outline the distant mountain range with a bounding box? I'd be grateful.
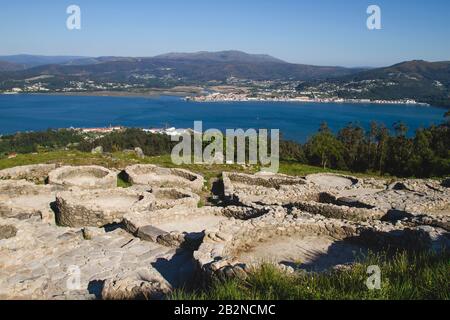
[153,50,286,64]
[297,60,450,107]
[0,61,27,72]
[0,51,362,81]
[0,54,88,70]
[0,51,449,107]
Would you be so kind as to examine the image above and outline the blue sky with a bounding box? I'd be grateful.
[1,0,449,67]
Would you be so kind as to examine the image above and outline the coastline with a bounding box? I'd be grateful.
[186,96,431,107]
[0,87,203,99]
[0,90,436,108]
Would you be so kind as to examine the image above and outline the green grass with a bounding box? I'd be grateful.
[278,160,388,179]
[170,250,450,300]
[0,150,383,179]
[117,176,132,188]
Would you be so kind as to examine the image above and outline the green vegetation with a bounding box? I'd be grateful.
[77,128,175,156]
[300,120,450,178]
[0,129,82,154]
[1,115,449,179]
[170,250,450,300]
[117,176,132,188]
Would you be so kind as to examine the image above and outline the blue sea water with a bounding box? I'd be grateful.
[0,94,446,142]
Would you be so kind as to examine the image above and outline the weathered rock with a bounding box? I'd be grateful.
[48,165,117,190]
[222,171,318,206]
[137,225,169,242]
[91,146,103,155]
[305,173,358,189]
[400,214,450,231]
[0,217,191,299]
[0,224,17,239]
[130,186,200,210]
[82,227,106,240]
[101,268,171,300]
[134,147,145,159]
[124,207,227,248]
[336,179,450,218]
[289,200,385,222]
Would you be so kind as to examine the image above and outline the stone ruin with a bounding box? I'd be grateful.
[0,164,448,299]
[55,188,155,227]
[305,173,359,189]
[222,171,317,206]
[195,208,450,278]
[123,207,228,249]
[123,164,204,192]
[130,186,201,211]
[0,164,57,184]
[223,172,450,226]
[0,180,57,223]
[48,165,117,189]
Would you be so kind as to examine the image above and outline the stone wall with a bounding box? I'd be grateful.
[48,166,117,189]
[124,165,204,192]
[0,164,57,184]
[55,188,154,227]
[195,208,450,280]
[288,201,386,222]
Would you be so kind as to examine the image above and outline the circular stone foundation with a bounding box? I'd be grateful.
[150,188,200,209]
[0,180,56,222]
[48,166,117,189]
[306,173,358,189]
[195,208,450,279]
[194,210,368,277]
[236,234,367,272]
[222,172,318,206]
[124,165,204,192]
[55,188,155,227]
[0,164,57,184]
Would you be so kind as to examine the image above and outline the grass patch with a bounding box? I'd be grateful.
[170,250,450,300]
[278,160,386,179]
[117,176,132,188]
[0,150,382,179]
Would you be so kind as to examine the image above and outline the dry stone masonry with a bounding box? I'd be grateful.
[0,164,57,184]
[55,188,155,227]
[0,164,448,299]
[195,208,450,278]
[48,165,117,189]
[124,164,204,192]
[0,180,57,223]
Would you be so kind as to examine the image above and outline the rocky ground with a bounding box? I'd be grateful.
[0,164,449,299]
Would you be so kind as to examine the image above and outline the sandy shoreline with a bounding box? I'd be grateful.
[1,87,203,99]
